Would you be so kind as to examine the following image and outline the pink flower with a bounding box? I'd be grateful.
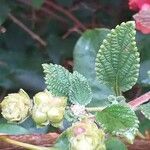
[133,8,150,34]
[129,0,150,11]
[73,126,86,136]
[129,0,150,34]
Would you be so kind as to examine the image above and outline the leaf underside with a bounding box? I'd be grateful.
[69,71,92,106]
[95,21,140,93]
[42,63,71,96]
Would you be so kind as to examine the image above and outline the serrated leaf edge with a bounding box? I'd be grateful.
[96,104,139,135]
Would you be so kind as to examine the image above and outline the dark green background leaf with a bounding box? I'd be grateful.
[0,123,30,135]
[0,0,10,25]
[73,28,114,107]
[140,102,150,120]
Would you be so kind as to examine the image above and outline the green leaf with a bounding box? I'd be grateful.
[20,117,51,134]
[95,21,140,94]
[96,104,138,133]
[32,0,44,9]
[0,1,10,25]
[140,102,150,120]
[69,71,92,106]
[96,104,139,143]
[105,138,127,150]
[42,63,71,97]
[139,118,150,134]
[73,28,114,107]
[136,32,150,90]
[55,131,70,150]
[0,123,30,135]
[47,34,76,64]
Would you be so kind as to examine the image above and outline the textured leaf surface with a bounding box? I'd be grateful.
[95,21,140,93]
[96,104,139,143]
[42,63,71,96]
[105,138,127,150]
[74,28,114,106]
[69,71,92,106]
[140,102,150,120]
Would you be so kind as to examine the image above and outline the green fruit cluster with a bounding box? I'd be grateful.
[68,120,106,150]
[1,89,67,127]
[32,91,67,127]
[1,89,31,123]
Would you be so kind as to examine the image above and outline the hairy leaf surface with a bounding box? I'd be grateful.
[95,21,140,93]
[69,71,92,106]
[96,104,139,143]
[42,63,71,96]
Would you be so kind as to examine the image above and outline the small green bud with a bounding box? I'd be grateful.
[1,89,31,123]
[52,97,67,107]
[32,106,49,126]
[33,91,53,105]
[32,103,50,127]
[68,120,106,150]
[47,107,64,123]
[32,91,67,127]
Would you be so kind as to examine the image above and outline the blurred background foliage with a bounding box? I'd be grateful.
[0,0,135,93]
[0,0,150,134]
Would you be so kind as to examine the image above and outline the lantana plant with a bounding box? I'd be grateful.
[0,21,150,150]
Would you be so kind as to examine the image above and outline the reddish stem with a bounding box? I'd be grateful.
[45,1,87,31]
[128,91,150,109]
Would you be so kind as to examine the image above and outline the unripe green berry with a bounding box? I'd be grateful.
[32,90,67,127]
[1,89,31,123]
[32,107,48,126]
[47,107,64,123]
[33,91,53,105]
[52,97,67,107]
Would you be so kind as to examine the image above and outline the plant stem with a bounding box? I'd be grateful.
[85,107,105,112]
[128,91,150,109]
[8,13,47,47]
[137,131,145,139]
[0,137,57,150]
[114,76,122,96]
[45,1,86,31]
